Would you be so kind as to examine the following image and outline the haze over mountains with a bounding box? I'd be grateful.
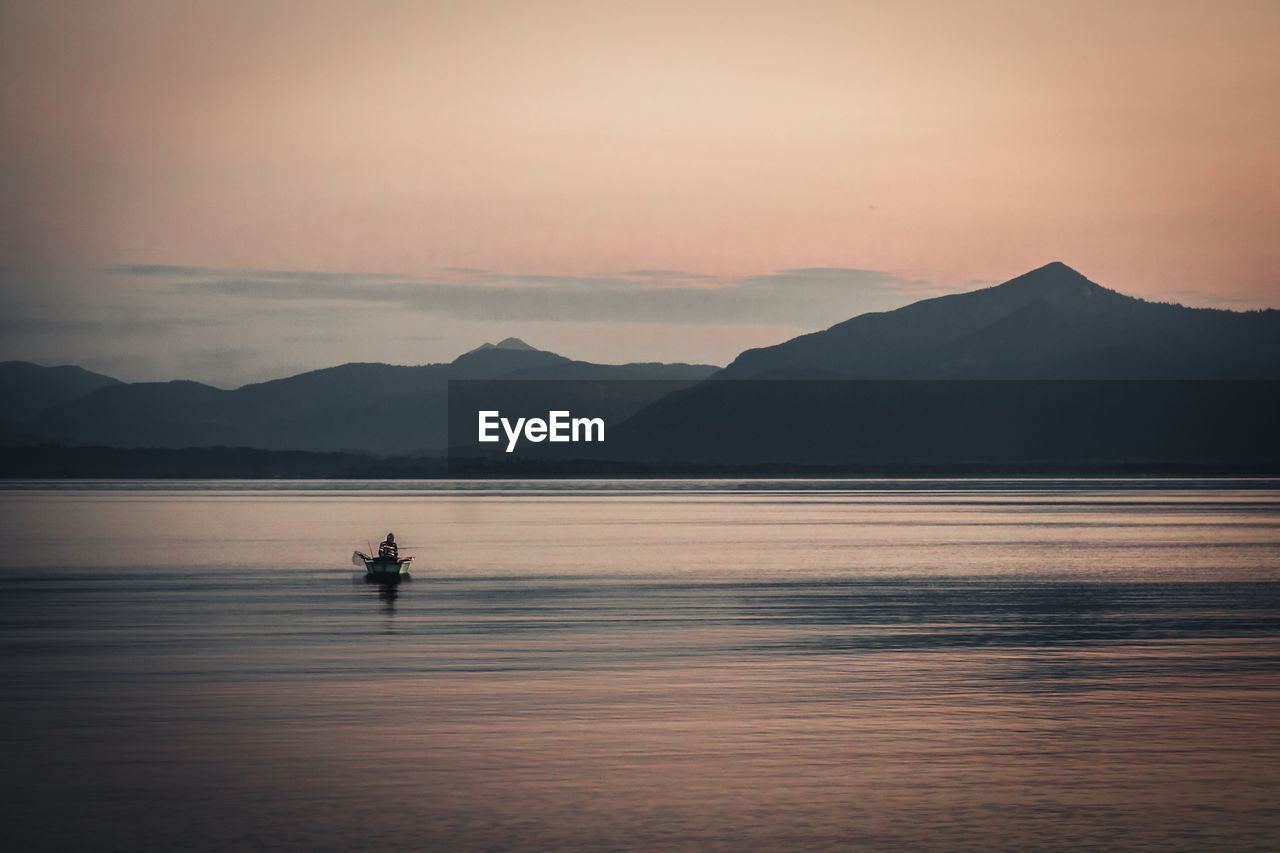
[4,262,1279,467]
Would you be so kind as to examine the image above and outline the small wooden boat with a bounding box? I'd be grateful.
[352,550,413,578]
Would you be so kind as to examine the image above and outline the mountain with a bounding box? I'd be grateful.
[0,361,121,425]
[12,264,1280,473]
[465,337,539,353]
[447,264,1280,473]
[448,338,713,380]
[719,263,1280,379]
[20,341,718,455]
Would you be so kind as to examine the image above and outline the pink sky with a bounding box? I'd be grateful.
[1,0,1277,383]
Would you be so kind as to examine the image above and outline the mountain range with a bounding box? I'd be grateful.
[2,338,716,454]
[4,262,1279,469]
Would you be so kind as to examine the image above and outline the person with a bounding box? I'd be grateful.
[378,532,398,561]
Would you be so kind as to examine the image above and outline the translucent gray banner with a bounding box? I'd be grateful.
[447,380,1280,475]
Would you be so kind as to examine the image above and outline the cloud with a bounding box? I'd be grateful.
[169,347,262,386]
[621,269,716,280]
[2,262,958,386]
[109,264,948,328]
[0,314,223,336]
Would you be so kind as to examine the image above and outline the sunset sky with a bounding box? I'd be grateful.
[2,0,1277,386]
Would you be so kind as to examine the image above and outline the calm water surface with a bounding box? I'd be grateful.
[1,479,1278,851]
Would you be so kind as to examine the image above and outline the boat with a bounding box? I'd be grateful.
[352,550,413,579]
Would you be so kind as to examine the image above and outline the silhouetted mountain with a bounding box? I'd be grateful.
[0,361,121,425]
[465,336,539,353]
[449,340,575,378]
[37,380,230,448]
[720,263,1280,379]
[21,342,718,455]
[446,265,1280,474]
[13,264,1279,475]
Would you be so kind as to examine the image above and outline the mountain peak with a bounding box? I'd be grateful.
[1039,260,1077,274]
[996,262,1111,300]
[466,337,538,355]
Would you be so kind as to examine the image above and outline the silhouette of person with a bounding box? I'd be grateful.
[378,532,398,560]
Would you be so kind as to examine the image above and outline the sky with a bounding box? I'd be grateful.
[1,0,1277,387]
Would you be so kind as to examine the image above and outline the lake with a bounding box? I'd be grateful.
[2,479,1278,851]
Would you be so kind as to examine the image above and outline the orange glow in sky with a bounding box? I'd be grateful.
[1,0,1277,382]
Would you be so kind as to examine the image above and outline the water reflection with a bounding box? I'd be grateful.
[1,481,1277,852]
[735,579,1280,654]
[360,572,409,610]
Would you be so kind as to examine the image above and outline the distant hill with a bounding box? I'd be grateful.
[449,338,713,380]
[464,336,540,354]
[720,263,1280,379]
[0,361,121,425]
[19,339,718,455]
